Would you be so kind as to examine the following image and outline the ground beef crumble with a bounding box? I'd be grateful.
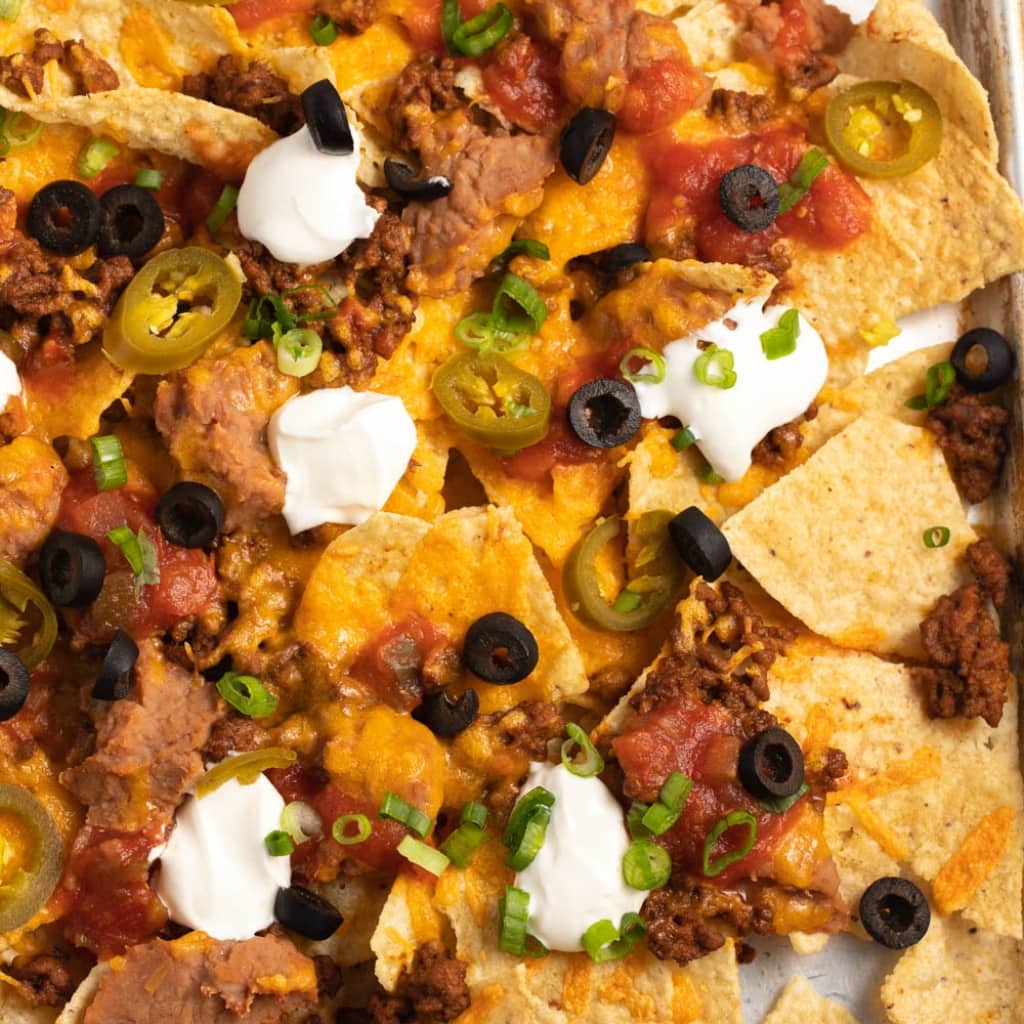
[367,942,470,1024]
[490,700,564,758]
[3,954,77,1007]
[386,56,463,155]
[751,402,818,468]
[0,28,118,98]
[707,88,775,134]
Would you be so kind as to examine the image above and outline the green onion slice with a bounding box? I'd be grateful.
[497,884,530,954]
[77,137,119,180]
[0,110,43,154]
[701,810,758,877]
[134,169,164,190]
[759,781,809,815]
[619,346,666,384]
[627,801,651,840]
[310,12,339,44]
[275,327,322,377]
[923,525,951,549]
[0,0,25,21]
[454,311,526,355]
[450,1,513,57]
[491,272,548,335]
[90,435,127,491]
[925,360,955,407]
[441,0,462,52]
[560,723,605,778]
[106,525,160,596]
[215,670,278,718]
[492,239,550,268]
[693,344,737,389]
[759,308,801,361]
[206,184,239,234]
[640,771,692,836]
[332,813,373,846]
[460,801,488,829]
[621,838,671,890]
[777,147,829,215]
[397,835,449,876]
[671,427,697,451]
[502,785,555,870]
[698,459,725,485]
[504,805,551,871]
[439,822,488,868]
[264,829,295,857]
[379,792,432,838]
[280,800,322,845]
[580,912,646,963]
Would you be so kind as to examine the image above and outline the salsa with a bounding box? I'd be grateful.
[481,37,565,133]
[619,56,706,135]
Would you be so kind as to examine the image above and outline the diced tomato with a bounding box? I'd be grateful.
[613,696,804,886]
[229,0,315,30]
[88,164,138,195]
[773,0,813,74]
[618,57,705,135]
[399,0,490,55]
[500,412,602,483]
[171,166,228,235]
[481,37,564,134]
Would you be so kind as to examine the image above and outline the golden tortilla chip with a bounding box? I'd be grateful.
[766,640,1024,939]
[307,875,394,969]
[763,976,862,1024]
[722,414,976,658]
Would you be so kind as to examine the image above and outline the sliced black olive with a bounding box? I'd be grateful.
[384,158,453,201]
[567,379,641,449]
[412,688,480,738]
[39,530,106,608]
[859,877,931,949]
[738,727,804,801]
[560,108,616,186]
[591,242,652,274]
[91,629,139,701]
[667,507,731,582]
[274,885,343,940]
[719,165,780,233]
[301,79,354,155]
[156,482,225,549]
[463,612,538,684]
[950,328,1015,393]
[26,180,102,256]
[97,184,165,258]
[0,650,30,722]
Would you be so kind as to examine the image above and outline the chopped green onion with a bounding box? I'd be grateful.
[759,308,801,361]
[503,786,554,871]
[379,792,432,838]
[244,288,337,341]
[460,801,488,829]
[455,311,526,355]
[905,394,928,410]
[627,801,651,839]
[693,344,737,389]
[0,109,43,153]
[560,723,604,778]
[310,13,338,44]
[759,781,809,815]
[264,829,295,857]
[777,147,829,215]
[449,1,513,57]
[621,838,671,890]
[492,239,550,268]
[134,169,163,190]
[207,184,239,234]
[215,671,278,718]
[671,427,697,451]
[106,525,160,595]
[280,801,322,845]
[77,137,119,180]
[90,435,127,491]
[580,912,646,963]
[440,814,488,868]
[923,525,951,549]
[441,0,462,52]
[332,813,372,845]
[619,346,666,385]
[611,589,643,614]
[698,459,725,485]
[925,360,955,407]
[491,272,548,335]
[640,771,692,836]
[397,835,449,876]
[498,885,531,954]
[0,0,24,20]
[702,810,757,877]
[275,327,322,377]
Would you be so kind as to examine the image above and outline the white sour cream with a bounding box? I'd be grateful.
[632,300,829,482]
[0,351,21,412]
[156,774,290,941]
[514,762,644,953]
[237,124,380,265]
[828,0,877,24]
[268,386,417,534]
[865,303,961,373]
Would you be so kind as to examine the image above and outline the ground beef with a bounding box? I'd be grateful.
[632,581,792,735]
[64,39,120,93]
[183,55,302,137]
[967,537,1012,610]
[367,942,470,1024]
[4,954,76,1007]
[914,583,1009,728]
[314,955,343,1001]
[387,56,462,155]
[751,403,817,468]
[806,745,849,793]
[317,0,377,33]
[489,700,564,758]
[706,88,775,133]
[202,713,270,762]
[926,389,1009,503]
[0,29,118,98]
[234,239,317,298]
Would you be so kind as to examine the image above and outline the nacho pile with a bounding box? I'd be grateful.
[0,0,1022,1021]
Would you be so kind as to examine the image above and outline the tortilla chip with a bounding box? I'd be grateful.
[880,914,1023,1024]
[674,0,745,68]
[722,414,976,658]
[382,417,450,523]
[766,640,1024,939]
[763,976,862,1024]
[307,875,394,969]
[51,966,108,1024]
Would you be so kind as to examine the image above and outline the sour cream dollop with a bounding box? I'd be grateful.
[514,762,644,953]
[156,774,290,941]
[0,350,21,411]
[632,300,828,482]
[268,386,417,534]
[237,123,379,264]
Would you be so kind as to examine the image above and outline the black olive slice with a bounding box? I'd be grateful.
[567,379,641,449]
[859,877,931,949]
[591,242,652,274]
[950,328,1015,393]
[0,650,30,722]
[412,688,480,738]
[463,612,538,684]
[156,482,225,549]
[39,530,106,608]
[301,79,354,155]
[274,885,343,940]
[719,165,780,233]
[26,180,102,256]
[384,158,453,201]
[667,507,732,582]
[738,727,804,801]
[92,629,139,701]
[97,184,165,258]
[560,108,616,186]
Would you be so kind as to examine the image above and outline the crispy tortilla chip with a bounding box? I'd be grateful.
[382,417,450,523]
[880,914,1023,1024]
[306,875,394,969]
[763,976,862,1024]
[674,0,745,68]
[51,965,108,1024]
[766,640,1024,939]
[722,414,976,658]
